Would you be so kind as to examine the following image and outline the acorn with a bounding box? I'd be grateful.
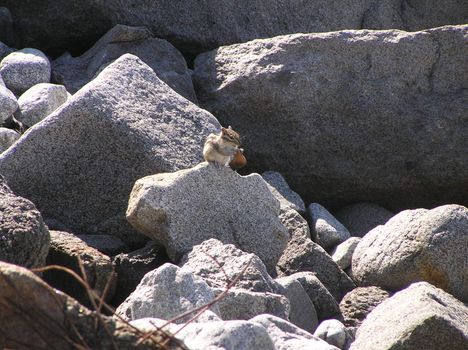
[229,148,247,169]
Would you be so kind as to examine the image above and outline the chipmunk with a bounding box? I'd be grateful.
[203,126,246,169]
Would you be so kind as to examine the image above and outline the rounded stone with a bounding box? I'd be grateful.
[0,48,51,95]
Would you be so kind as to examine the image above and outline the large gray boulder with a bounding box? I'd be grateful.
[193,25,468,209]
[0,176,50,269]
[0,261,183,350]
[0,48,51,95]
[52,24,197,102]
[127,163,289,272]
[0,54,219,246]
[352,204,468,302]
[350,282,468,350]
[4,0,468,55]
[115,263,221,323]
[17,83,68,127]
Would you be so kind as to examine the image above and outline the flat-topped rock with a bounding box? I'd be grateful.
[127,162,289,272]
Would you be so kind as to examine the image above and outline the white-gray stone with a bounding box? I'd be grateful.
[17,83,68,127]
[132,317,276,350]
[0,54,219,246]
[314,319,351,350]
[251,314,339,350]
[0,127,19,153]
[0,81,17,122]
[213,287,290,321]
[262,171,306,213]
[352,204,468,302]
[127,162,289,273]
[334,202,394,237]
[0,48,51,94]
[115,263,221,323]
[331,237,361,270]
[276,275,318,333]
[180,238,282,293]
[309,203,351,250]
[52,24,197,102]
[350,282,468,350]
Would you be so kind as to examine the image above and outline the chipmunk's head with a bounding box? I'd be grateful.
[221,126,241,146]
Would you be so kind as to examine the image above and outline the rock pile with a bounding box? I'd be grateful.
[0,3,466,349]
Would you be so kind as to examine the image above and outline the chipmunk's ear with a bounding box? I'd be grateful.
[228,125,233,130]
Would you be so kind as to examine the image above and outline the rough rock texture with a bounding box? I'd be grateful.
[0,261,183,350]
[112,241,170,306]
[115,263,221,323]
[277,214,355,301]
[352,204,468,302]
[180,239,282,293]
[288,272,342,321]
[194,25,468,210]
[127,162,289,272]
[43,230,116,305]
[331,237,362,270]
[0,175,50,269]
[0,48,51,95]
[309,203,351,249]
[339,286,391,329]
[77,234,128,256]
[276,275,318,333]
[262,171,306,213]
[251,314,339,350]
[52,24,197,102]
[350,282,468,350]
[0,54,219,246]
[314,319,351,350]
[17,83,68,127]
[334,202,394,237]
[132,317,275,350]
[0,80,17,122]
[4,0,468,55]
[0,127,19,153]
[213,287,290,321]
